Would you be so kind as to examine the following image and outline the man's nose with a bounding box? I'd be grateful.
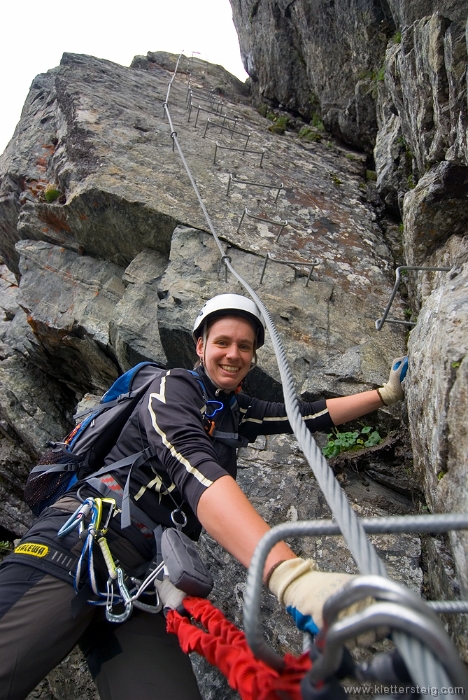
[226,343,240,358]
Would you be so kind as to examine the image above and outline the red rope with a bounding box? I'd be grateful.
[166,596,311,700]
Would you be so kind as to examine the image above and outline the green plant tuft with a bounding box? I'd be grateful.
[375,65,385,82]
[366,170,377,182]
[267,114,290,135]
[310,114,324,131]
[44,184,61,203]
[299,126,322,142]
[322,426,382,458]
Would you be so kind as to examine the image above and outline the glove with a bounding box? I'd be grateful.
[155,576,186,615]
[268,558,356,634]
[269,558,387,647]
[378,356,408,406]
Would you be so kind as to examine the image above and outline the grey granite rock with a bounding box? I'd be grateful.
[0,43,463,697]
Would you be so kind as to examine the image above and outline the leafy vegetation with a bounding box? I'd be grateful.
[44,184,61,203]
[310,113,324,131]
[330,174,342,185]
[268,115,291,134]
[375,65,386,82]
[299,125,322,142]
[322,425,382,459]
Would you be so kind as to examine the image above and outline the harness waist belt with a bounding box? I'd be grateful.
[5,537,78,583]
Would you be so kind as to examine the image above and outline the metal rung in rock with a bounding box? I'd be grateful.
[187,92,224,113]
[260,252,320,286]
[214,141,265,167]
[375,266,451,330]
[188,102,241,127]
[237,208,288,242]
[203,119,251,149]
[226,173,283,203]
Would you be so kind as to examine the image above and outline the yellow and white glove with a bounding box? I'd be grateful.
[268,558,355,634]
[377,356,408,406]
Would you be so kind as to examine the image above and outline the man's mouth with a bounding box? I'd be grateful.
[220,365,240,374]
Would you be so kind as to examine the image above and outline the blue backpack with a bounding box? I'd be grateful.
[24,361,168,516]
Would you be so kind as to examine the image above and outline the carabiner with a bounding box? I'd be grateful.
[170,508,188,531]
[105,568,133,623]
[99,498,116,534]
[57,498,94,538]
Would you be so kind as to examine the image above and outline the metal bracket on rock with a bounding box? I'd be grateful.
[237,208,288,241]
[259,252,321,286]
[203,119,251,149]
[375,266,451,330]
[186,88,223,112]
[214,141,264,167]
[189,102,241,129]
[226,173,283,203]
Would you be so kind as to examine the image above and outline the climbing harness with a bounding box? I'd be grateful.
[57,493,213,623]
[58,496,163,622]
[161,54,468,696]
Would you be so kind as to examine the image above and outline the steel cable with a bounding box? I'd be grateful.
[162,56,460,693]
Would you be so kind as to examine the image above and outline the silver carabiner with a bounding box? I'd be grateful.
[170,508,188,531]
[57,498,94,538]
[105,568,133,623]
[129,561,165,614]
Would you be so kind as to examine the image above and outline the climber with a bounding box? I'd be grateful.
[0,293,407,700]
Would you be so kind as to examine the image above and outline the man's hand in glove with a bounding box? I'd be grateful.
[268,558,387,648]
[268,558,356,635]
[377,356,408,406]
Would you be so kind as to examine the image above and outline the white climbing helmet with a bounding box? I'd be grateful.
[193,294,265,348]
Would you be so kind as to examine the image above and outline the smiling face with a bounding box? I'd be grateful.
[196,315,256,391]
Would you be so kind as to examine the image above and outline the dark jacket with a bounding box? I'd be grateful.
[100,366,333,544]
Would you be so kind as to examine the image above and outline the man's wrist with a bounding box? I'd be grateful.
[376,387,387,406]
[264,559,288,586]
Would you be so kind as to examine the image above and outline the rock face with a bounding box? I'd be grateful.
[230,0,468,665]
[0,44,465,696]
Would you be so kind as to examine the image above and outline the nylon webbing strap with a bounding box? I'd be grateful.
[7,538,77,581]
[212,430,249,448]
[86,474,159,533]
[30,462,81,474]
